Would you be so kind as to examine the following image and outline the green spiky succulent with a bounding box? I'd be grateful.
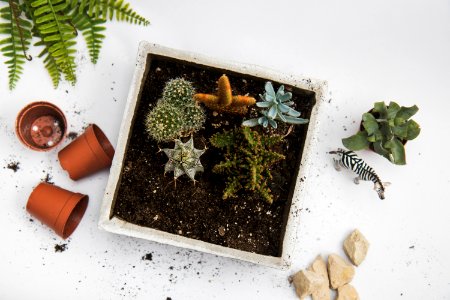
[243,81,309,128]
[162,78,195,107]
[210,126,285,204]
[145,78,205,142]
[342,101,421,165]
[162,136,205,182]
[0,0,149,89]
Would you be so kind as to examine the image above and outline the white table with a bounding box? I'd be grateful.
[0,1,449,299]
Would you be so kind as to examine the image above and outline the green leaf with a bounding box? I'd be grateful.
[373,140,391,160]
[406,119,421,140]
[0,0,33,89]
[373,101,387,119]
[395,105,419,125]
[392,122,408,139]
[342,131,369,151]
[387,101,401,119]
[384,138,406,165]
[362,112,379,135]
[71,10,106,64]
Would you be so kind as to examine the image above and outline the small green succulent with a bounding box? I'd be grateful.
[243,81,309,128]
[342,101,421,165]
[210,126,285,204]
[162,136,205,182]
[145,78,205,142]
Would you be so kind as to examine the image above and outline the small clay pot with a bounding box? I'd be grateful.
[27,183,88,239]
[16,101,67,151]
[58,124,115,180]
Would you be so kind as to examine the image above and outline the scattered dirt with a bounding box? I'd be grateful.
[67,131,79,140]
[112,55,316,257]
[41,173,54,185]
[6,161,20,172]
[54,243,67,253]
[142,253,153,261]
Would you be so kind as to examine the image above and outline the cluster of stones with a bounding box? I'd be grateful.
[291,229,370,300]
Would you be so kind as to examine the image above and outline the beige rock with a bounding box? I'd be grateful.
[336,284,360,300]
[292,269,326,299]
[327,254,355,289]
[307,255,331,300]
[343,229,370,266]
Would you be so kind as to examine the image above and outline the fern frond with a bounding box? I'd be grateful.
[0,0,32,89]
[35,40,61,87]
[31,0,77,84]
[71,10,105,64]
[74,0,149,25]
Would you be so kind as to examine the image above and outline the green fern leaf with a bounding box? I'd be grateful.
[75,0,149,25]
[31,0,77,84]
[0,0,32,89]
[71,10,105,64]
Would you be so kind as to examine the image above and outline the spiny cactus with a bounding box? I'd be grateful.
[243,82,309,128]
[162,78,196,107]
[210,127,285,204]
[145,100,184,142]
[162,136,205,182]
[342,101,421,165]
[194,74,256,115]
[145,78,205,142]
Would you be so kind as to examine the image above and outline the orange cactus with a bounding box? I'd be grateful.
[194,74,256,115]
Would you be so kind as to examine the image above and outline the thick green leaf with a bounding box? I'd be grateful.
[362,112,379,135]
[384,138,406,165]
[342,131,369,151]
[387,101,401,119]
[373,140,391,160]
[392,122,409,139]
[395,105,419,125]
[406,119,421,140]
[373,101,387,119]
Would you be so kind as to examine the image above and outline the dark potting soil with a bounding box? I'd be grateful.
[112,55,316,257]
[6,161,20,172]
[54,243,67,252]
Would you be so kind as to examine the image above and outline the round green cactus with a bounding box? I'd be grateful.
[145,78,205,142]
[182,104,206,135]
[145,100,184,142]
[162,78,195,107]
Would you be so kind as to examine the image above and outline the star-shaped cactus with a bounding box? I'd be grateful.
[162,136,205,182]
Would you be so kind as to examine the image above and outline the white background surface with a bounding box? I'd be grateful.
[0,1,449,299]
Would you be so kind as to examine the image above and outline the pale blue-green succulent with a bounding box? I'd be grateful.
[243,82,309,129]
[162,137,205,182]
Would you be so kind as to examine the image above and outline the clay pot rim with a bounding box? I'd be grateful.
[26,182,88,239]
[88,124,115,162]
[15,101,67,151]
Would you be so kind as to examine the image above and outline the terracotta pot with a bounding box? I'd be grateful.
[27,183,88,239]
[16,101,67,151]
[58,124,115,180]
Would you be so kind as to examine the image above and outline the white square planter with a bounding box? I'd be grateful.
[99,42,327,269]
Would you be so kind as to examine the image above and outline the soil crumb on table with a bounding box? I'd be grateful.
[141,253,153,261]
[6,161,20,172]
[67,131,79,140]
[42,173,54,184]
[54,243,67,252]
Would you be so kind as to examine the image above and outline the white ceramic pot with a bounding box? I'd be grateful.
[99,42,327,269]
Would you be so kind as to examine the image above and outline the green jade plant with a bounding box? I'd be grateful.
[210,126,285,204]
[243,81,309,128]
[162,136,205,183]
[342,101,421,165]
[145,78,205,142]
[0,0,149,89]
